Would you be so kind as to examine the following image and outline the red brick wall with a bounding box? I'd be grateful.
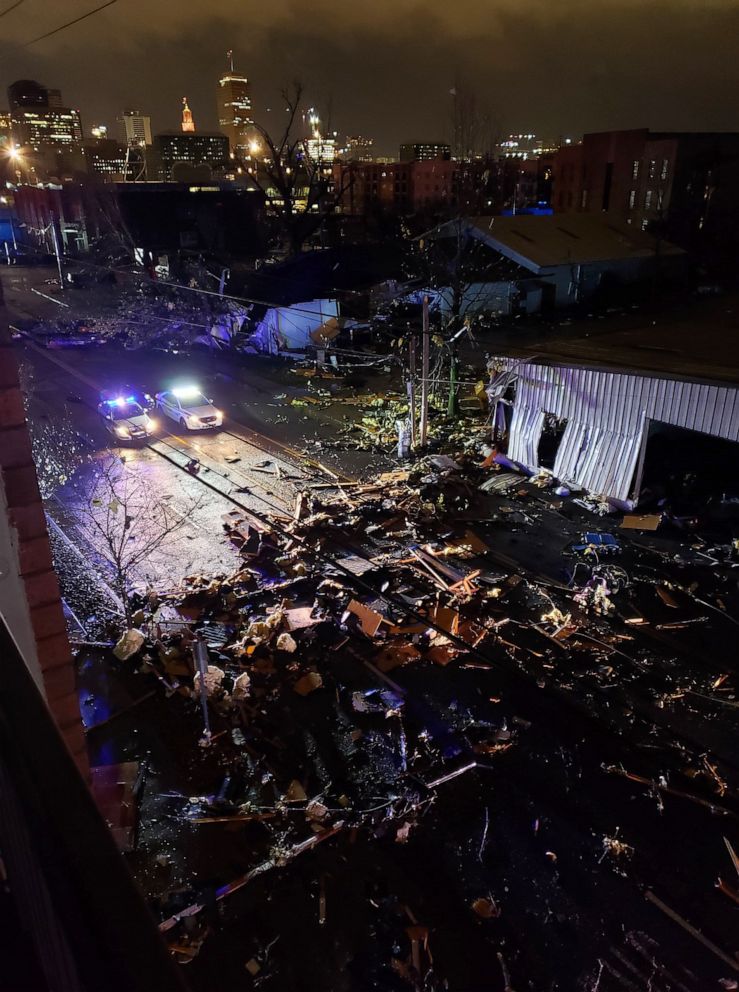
[0,302,88,776]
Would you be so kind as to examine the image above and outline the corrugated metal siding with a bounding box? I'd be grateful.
[496,358,739,502]
[508,406,544,468]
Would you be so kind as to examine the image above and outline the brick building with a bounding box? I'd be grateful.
[552,129,739,247]
[0,292,87,775]
[336,159,460,215]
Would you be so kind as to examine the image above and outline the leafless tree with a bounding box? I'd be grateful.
[18,362,90,499]
[248,82,353,255]
[410,219,512,413]
[83,182,140,266]
[73,456,203,625]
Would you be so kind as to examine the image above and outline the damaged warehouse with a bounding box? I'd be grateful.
[489,353,739,508]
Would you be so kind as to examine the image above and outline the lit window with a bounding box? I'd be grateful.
[632,160,640,180]
[648,160,656,179]
[644,190,653,210]
[628,189,636,209]
[660,158,669,180]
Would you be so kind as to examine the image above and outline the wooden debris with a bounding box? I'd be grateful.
[293,672,323,695]
[346,599,385,637]
[644,889,739,973]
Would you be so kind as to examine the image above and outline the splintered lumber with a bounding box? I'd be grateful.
[644,890,739,972]
[159,825,343,933]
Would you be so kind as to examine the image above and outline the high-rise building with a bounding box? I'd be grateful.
[7,79,49,109]
[119,110,152,147]
[7,79,85,181]
[152,132,229,181]
[181,98,195,134]
[399,142,451,162]
[217,52,252,157]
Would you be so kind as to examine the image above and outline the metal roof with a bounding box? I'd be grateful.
[465,214,684,271]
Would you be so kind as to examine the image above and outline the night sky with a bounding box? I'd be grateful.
[2,0,739,155]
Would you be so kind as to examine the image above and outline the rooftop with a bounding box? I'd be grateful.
[487,291,739,385]
[465,213,684,270]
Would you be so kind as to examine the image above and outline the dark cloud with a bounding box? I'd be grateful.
[2,0,738,155]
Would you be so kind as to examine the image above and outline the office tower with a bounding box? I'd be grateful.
[7,79,85,180]
[217,51,252,157]
[119,110,152,147]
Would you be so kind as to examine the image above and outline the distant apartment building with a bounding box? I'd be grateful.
[552,129,739,247]
[343,136,374,162]
[151,132,230,181]
[399,142,451,162]
[85,138,134,182]
[7,79,85,181]
[337,159,459,214]
[118,110,152,147]
[497,133,559,159]
[217,52,252,157]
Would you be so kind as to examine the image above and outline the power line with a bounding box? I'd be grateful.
[0,0,24,20]
[20,0,118,48]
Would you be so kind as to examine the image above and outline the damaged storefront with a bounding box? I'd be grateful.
[489,357,739,507]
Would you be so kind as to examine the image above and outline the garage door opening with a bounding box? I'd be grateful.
[638,421,739,529]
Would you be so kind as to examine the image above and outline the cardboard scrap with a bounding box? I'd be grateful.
[428,605,460,637]
[293,671,323,695]
[285,607,320,630]
[471,896,500,919]
[347,599,385,637]
[619,513,662,531]
[283,779,308,802]
[374,643,422,673]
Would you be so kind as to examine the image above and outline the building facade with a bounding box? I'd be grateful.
[552,129,739,248]
[119,110,152,147]
[151,132,230,180]
[217,53,252,157]
[343,136,374,162]
[85,138,133,182]
[7,80,85,181]
[399,142,451,162]
[489,354,739,507]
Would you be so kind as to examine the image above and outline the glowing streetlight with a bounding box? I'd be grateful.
[248,139,261,156]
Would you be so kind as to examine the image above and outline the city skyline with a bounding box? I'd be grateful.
[2,0,739,157]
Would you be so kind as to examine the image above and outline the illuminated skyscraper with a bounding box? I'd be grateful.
[119,110,152,147]
[181,98,195,134]
[7,79,85,180]
[217,51,252,157]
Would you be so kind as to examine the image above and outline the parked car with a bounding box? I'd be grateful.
[155,385,223,431]
[97,394,157,441]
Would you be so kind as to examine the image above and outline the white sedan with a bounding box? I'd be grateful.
[155,386,223,431]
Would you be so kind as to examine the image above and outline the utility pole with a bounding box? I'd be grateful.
[419,294,430,448]
[50,219,64,290]
[407,330,417,448]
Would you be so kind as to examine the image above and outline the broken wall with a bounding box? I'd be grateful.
[494,358,739,505]
[250,299,340,354]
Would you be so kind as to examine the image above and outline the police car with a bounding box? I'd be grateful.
[155,385,223,431]
[97,393,157,441]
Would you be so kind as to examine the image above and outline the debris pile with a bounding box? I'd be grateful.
[99,452,739,989]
